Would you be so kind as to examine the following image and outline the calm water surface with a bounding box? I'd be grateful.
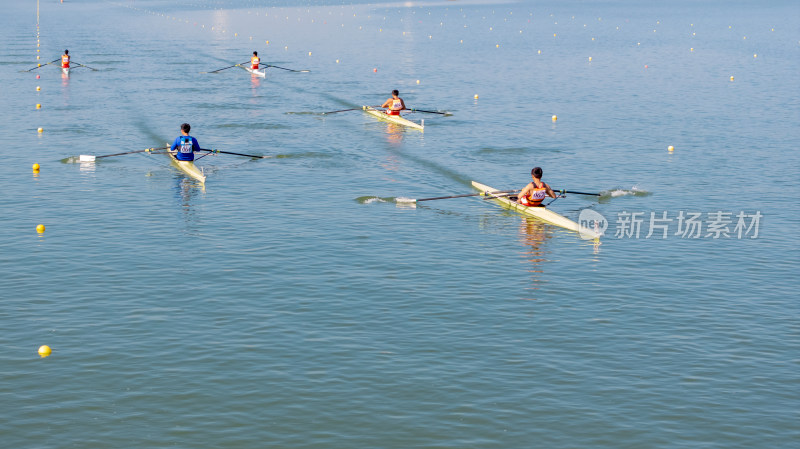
[1,0,798,447]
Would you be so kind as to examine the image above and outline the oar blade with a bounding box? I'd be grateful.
[79,155,96,162]
[395,197,417,203]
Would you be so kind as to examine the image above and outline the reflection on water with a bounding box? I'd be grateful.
[175,177,205,223]
[517,217,551,291]
[61,71,70,104]
[382,122,406,146]
[591,236,602,256]
[78,162,96,173]
[249,73,261,91]
[380,153,401,174]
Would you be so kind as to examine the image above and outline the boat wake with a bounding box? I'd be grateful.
[355,196,396,204]
[600,186,651,201]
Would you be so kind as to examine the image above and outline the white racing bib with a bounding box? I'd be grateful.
[179,137,193,154]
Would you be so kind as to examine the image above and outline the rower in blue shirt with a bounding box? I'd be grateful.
[170,123,200,161]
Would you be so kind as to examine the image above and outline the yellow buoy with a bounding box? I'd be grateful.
[336,59,339,63]
[496,44,499,48]
[552,115,557,122]
[33,163,40,171]
[36,224,45,233]
[474,94,479,99]
[36,104,41,109]
[537,50,541,54]
[38,345,51,357]
[37,55,40,60]
[588,56,592,61]
[308,51,312,56]
[690,48,694,52]
[416,80,420,84]
[36,86,41,91]
[730,76,734,81]
[37,127,43,133]
[753,54,757,58]
[668,145,674,152]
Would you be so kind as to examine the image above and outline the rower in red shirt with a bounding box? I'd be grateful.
[517,167,557,207]
[380,90,406,116]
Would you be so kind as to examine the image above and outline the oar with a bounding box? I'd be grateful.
[485,189,600,200]
[198,148,270,159]
[79,147,167,162]
[408,108,451,116]
[554,189,601,196]
[22,58,60,72]
[321,106,379,114]
[265,64,310,73]
[201,62,249,74]
[396,189,519,203]
[72,62,99,71]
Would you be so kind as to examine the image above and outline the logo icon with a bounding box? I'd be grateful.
[578,209,607,239]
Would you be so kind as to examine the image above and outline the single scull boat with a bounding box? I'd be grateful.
[472,181,601,238]
[363,106,424,130]
[244,66,266,77]
[168,150,206,183]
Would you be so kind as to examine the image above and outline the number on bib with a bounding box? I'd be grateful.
[179,138,193,154]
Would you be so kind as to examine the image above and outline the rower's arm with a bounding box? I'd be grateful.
[380,99,391,108]
[518,182,532,198]
[399,98,407,110]
[545,184,558,198]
